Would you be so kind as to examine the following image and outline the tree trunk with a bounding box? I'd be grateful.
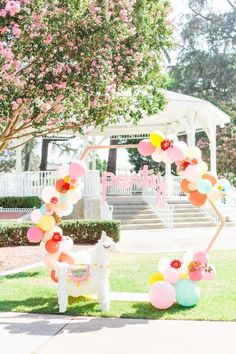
[23,142,31,171]
[40,139,50,171]
[107,139,118,175]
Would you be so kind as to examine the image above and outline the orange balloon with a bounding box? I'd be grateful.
[59,252,75,265]
[50,269,58,283]
[202,173,217,187]
[181,179,191,193]
[189,190,207,207]
[45,239,59,254]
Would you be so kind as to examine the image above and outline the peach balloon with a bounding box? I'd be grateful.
[202,172,218,187]
[181,179,191,193]
[189,190,207,207]
[188,182,198,191]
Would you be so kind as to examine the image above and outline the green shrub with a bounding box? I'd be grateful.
[0,220,120,247]
[0,196,41,209]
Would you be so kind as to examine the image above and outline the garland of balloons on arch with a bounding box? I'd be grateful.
[26,129,230,310]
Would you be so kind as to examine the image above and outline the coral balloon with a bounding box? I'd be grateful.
[69,161,87,178]
[138,139,156,157]
[189,190,207,207]
[189,269,203,282]
[55,179,70,194]
[50,269,58,283]
[39,215,56,232]
[150,130,165,147]
[175,280,201,307]
[148,272,164,285]
[181,179,191,193]
[27,226,44,243]
[184,165,201,182]
[45,239,59,253]
[202,172,217,187]
[149,281,176,310]
[59,251,75,265]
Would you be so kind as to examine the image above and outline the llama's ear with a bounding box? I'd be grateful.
[101,231,107,241]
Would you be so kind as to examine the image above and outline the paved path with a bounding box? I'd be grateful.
[119,226,236,253]
[0,312,236,354]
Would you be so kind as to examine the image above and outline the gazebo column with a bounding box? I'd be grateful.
[91,136,96,170]
[206,124,217,174]
[186,117,197,146]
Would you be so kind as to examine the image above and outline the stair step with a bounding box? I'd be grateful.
[114,214,158,220]
[173,221,217,228]
[121,223,165,230]
[118,219,163,225]
[173,209,204,214]
[113,210,156,216]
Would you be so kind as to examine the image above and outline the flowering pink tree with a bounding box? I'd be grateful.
[0,0,172,154]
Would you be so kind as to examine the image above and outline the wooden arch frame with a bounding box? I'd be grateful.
[79,144,225,253]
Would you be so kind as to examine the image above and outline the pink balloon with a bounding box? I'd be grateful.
[202,265,216,281]
[27,226,44,243]
[189,269,203,282]
[149,281,176,309]
[167,145,184,163]
[184,164,201,182]
[69,161,87,178]
[193,251,208,265]
[138,139,156,157]
[163,268,179,284]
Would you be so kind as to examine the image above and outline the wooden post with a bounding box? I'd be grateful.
[205,200,225,253]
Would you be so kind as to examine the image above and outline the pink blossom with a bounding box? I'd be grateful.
[12,26,21,38]
[45,83,53,91]
[5,1,21,16]
[11,101,19,110]
[0,9,7,17]
[40,102,51,112]
[44,34,53,45]
[119,9,128,21]
[1,48,14,61]
[57,81,67,89]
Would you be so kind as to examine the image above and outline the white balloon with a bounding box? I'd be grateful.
[157,257,171,273]
[59,236,74,252]
[67,189,82,204]
[175,141,188,153]
[179,263,189,275]
[41,186,59,203]
[185,146,202,159]
[43,231,54,241]
[31,209,42,223]
[152,148,164,162]
[166,134,178,143]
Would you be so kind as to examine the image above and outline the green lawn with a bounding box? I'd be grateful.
[0,250,236,321]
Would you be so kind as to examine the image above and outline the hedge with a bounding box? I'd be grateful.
[0,196,41,209]
[0,220,120,247]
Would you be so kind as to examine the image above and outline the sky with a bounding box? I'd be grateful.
[45,0,231,170]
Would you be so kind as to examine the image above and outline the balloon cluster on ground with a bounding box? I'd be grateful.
[27,161,87,282]
[149,251,216,309]
[138,130,230,207]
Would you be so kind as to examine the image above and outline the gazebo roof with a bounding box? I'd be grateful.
[87,90,230,138]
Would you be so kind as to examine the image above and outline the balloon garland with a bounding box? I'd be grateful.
[137,130,230,309]
[27,161,87,282]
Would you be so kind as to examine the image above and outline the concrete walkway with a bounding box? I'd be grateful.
[0,312,236,354]
[119,226,236,253]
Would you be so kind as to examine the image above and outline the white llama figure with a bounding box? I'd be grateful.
[56,231,120,313]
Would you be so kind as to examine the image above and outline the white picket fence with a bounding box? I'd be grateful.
[0,170,183,198]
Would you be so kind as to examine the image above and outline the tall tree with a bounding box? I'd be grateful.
[170,0,236,183]
[0,0,172,155]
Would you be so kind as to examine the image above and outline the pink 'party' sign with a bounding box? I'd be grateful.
[101,165,167,207]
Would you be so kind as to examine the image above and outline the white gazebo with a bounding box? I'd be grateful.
[86,90,230,175]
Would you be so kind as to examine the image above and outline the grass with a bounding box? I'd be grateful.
[0,250,236,321]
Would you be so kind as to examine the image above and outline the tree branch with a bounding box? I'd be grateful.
[226,0,236,10]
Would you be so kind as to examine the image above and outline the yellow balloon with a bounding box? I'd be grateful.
[148,272,164,285]
[39,215,55,232]
[180,273,189,280]
[150,130,165,147]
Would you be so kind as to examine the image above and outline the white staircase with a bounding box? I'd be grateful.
[107,196,218,230]
[107,196,165,230]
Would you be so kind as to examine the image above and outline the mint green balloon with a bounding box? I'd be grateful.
[197,179,212,194]
[174,280,201,307]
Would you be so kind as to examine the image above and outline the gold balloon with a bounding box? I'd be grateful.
[39,215,55,232]
[148,272,164,285]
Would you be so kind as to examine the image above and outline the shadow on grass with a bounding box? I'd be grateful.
[4,271,42,280]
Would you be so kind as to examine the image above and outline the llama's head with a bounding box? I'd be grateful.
[96,231,121,255]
